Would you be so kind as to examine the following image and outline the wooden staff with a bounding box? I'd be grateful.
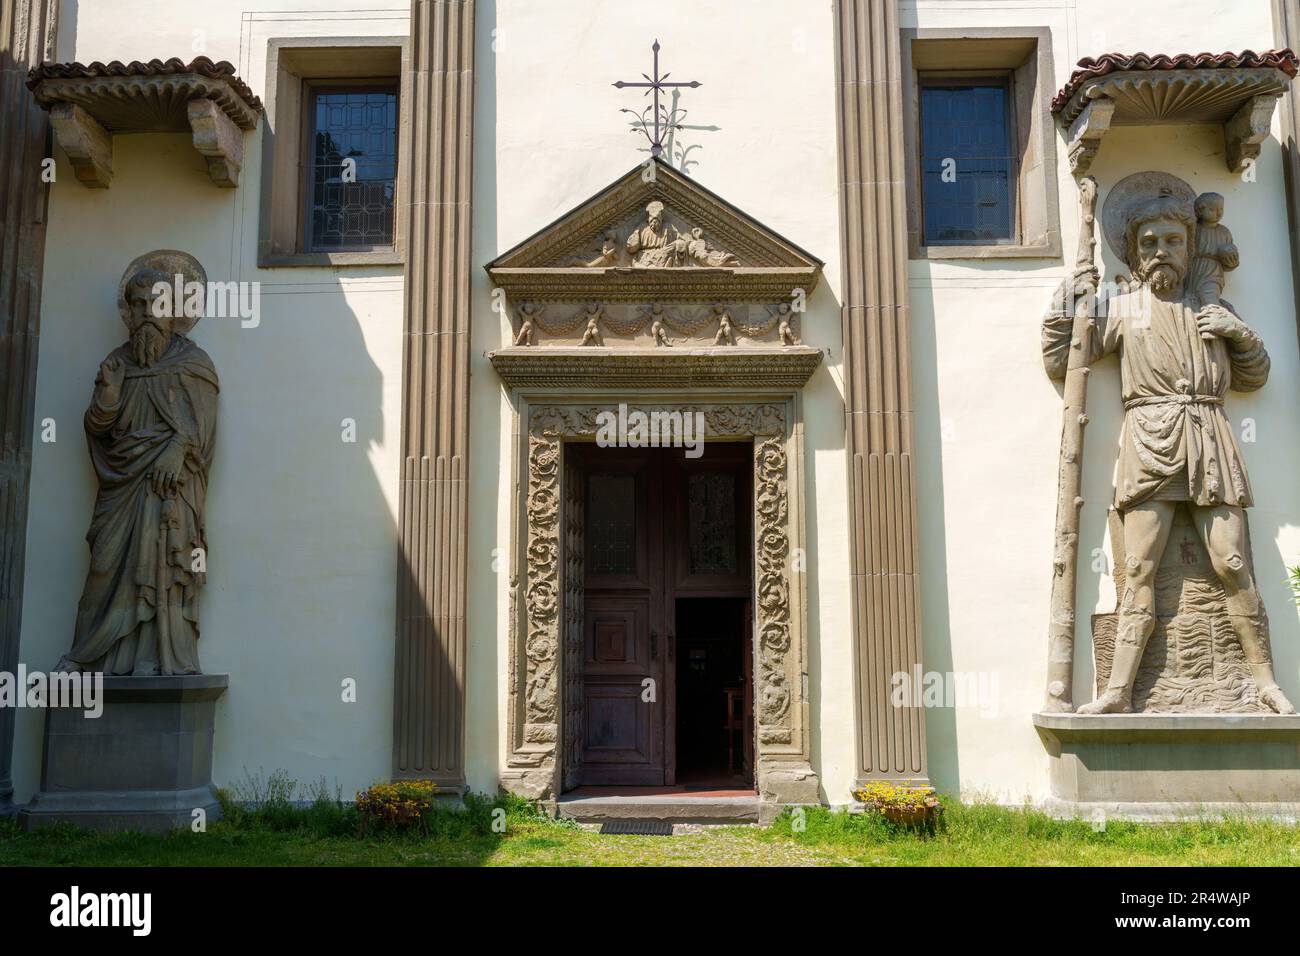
[1044,175,1099,713]
[156,496,176,674]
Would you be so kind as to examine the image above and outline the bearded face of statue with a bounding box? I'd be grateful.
[1133,216,1190,298]
[645,202,664,234]
[128,287,173,368]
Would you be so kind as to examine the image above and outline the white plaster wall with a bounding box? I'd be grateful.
[14,0,409,803]
[14,0,1298,810]
[906,0,1299,801]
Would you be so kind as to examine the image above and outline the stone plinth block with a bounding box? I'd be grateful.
[19,674,228,832]
[1034,712,1300,819]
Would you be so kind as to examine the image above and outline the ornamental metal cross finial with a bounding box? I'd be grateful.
[613,39,701,158]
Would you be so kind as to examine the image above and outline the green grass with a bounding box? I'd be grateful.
[4,794,1299,866]
[762,802,1300,866]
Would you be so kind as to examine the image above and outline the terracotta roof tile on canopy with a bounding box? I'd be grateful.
[1052,49,1298,114]
[27,56,263,114]
[26,55,262,188]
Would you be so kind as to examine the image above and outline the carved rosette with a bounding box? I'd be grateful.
[511,402,801,777]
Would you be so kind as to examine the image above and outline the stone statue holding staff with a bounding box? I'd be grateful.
[58,251,219,676]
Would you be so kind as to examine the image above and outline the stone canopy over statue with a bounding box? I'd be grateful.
[1042,172,1293,716]
[58,250,219,676]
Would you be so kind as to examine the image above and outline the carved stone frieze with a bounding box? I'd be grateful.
[504,298,807,349]
[488,346,823,390]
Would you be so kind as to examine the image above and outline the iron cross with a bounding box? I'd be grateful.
[613,39,701,157]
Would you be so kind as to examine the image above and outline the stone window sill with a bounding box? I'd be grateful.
[258,250,404,268]
[912,234,1061,261]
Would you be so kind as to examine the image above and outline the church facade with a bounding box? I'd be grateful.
[3,0,1300,823]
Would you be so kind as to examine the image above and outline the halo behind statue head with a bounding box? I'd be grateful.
[118,250,207,335]
[1102,172,1197,271]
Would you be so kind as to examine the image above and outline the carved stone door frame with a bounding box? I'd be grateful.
[501,392,821,808]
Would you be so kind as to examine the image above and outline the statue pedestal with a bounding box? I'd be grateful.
[1034,712,1300,820]
[19,674,228,832]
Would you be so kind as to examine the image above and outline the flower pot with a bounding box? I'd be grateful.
[882,805,931,827]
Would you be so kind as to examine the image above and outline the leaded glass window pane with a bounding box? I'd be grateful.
[587,474,637,575]
[308,87,398,250]
[688,472,737,575]
[920,82,1014,244]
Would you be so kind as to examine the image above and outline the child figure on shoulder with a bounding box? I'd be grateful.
[1187,192,1239,307]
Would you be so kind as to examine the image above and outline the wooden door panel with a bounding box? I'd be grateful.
[582,682,653,770]
[584,597,649,675]
[579,590,661,782]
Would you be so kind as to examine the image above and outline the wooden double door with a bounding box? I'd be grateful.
[564,442,753,788]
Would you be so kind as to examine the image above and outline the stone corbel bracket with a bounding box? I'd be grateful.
[1224,92,1284,173]
[28,58,264,189]
[1053,52,1299,177]
[1065,97,1116,178]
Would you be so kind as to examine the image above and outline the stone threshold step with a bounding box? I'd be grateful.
[556,794,760,824]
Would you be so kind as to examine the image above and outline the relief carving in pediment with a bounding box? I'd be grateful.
[486,159,824,385]
[567,200,741,269]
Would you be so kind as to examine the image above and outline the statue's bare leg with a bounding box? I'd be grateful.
[1079,500,1175,714]
[1193,504,1296,714]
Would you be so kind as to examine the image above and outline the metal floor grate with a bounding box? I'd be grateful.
[599,820,674,836]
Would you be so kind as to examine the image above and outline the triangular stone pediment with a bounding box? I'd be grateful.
[486,159,824,388]
[486,158,822,302]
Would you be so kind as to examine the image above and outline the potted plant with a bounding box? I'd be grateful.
[852,781,942,828]
[355,779,439,836]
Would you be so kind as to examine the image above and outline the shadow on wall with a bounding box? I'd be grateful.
[905,278,960,796]
[206,267,400,794]
[464,0,501,796]
[624,86,721,176]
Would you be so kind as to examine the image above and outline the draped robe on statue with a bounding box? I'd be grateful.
[63,335,219,675]
[1042,289,1267,511]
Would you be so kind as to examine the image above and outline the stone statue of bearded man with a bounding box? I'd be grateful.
[58,251,219,676]
[1043,186,1293,715]
[625,200,679,267]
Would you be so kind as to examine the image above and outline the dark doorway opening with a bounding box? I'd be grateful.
[675,597,753,787]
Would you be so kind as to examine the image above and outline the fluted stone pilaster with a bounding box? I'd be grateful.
[0,0,59,814]
[833,0,929,786]
[392,0,475,787]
